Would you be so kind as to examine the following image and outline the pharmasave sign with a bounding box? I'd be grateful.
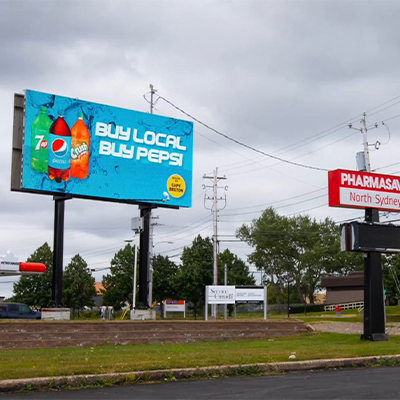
[15,90,193,207]
[329,169,400,212]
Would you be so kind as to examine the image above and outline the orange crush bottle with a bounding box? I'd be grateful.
[70,112,90,179]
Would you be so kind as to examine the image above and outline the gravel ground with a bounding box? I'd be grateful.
[311,322,400,336]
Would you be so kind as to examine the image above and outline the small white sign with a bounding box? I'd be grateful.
[0,251,19,273]
[235,287,264,302]
[41,308,70,321]
[206,285,236,304]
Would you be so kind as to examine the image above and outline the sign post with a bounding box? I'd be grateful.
[329,168,395,340]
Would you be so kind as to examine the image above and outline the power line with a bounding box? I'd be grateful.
[224,187,326,212]
[156,94,328,172]
[156,92,400,174]
[222,194,327,217]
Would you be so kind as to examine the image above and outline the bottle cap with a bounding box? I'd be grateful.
[79,112,84,119]
[40,106,47,112]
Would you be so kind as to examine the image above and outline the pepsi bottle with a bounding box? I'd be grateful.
[48,116,72,183]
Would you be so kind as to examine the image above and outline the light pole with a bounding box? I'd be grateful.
[125,234,140,310]
[284,274,293,319]
[149,241,173,307]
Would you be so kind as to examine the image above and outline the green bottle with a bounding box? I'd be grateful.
[31,106,52,172]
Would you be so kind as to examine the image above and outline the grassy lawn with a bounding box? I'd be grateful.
[2,332,400,380]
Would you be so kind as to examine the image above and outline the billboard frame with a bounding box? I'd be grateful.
[11,92,197,209]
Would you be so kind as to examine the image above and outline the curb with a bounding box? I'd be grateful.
[1,354,400,392]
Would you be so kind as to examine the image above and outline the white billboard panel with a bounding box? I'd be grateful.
[206,285,235,304]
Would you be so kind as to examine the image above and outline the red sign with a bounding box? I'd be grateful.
[165,300,185,305]
[329,169,400,212]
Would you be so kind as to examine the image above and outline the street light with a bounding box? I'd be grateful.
[149,241,173,307]
[284,274,293,319]
[125,234,140,310]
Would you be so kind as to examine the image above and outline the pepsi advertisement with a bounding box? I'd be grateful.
[22,90,194,207]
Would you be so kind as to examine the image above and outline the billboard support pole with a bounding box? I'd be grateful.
[358,115,388,341]
[52,195,71,307]
[362,209,387,340]
[139,205,154,309]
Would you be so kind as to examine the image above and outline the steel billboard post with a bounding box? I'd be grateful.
[358,117,387,340]
[52,195,71,307]
[362,209,387,341]
[139,205,153,309]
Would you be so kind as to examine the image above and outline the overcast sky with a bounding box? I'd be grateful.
[2,0,400,299]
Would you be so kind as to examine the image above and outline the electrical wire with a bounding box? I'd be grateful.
[223,187,327,212]
[155,92,400,174]
[156,94,328,172]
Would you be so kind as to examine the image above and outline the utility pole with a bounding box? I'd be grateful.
[224,263,228,320]
[203,168,227,319]
[138,84,157,310]
[350,114,387,341]
[150,84,155,114]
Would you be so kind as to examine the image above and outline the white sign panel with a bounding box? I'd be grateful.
[340,187,400,210]
[165,304,185,312]
[235,288,264,302]
[206,285,235,304]
[0,252,19,273]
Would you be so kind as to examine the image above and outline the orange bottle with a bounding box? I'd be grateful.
[70,113,90,179]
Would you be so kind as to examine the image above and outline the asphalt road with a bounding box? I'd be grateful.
[1,366,400,399]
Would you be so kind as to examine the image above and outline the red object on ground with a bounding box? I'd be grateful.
[19,262,47,273]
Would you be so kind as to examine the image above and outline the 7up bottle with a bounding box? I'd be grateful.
[30,106,52,172]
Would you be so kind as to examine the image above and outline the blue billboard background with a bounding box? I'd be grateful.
[23,90,193,207]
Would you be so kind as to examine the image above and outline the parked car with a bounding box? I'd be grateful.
[0,303,41,319]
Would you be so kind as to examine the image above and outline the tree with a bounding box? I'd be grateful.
[383,254,400,305]
[102,244,137,310]
[218,249,255,286]
[237,207,362,307]
[218,249,256,316]
[175,235,213,318]
[63,254,96,313]
[12,242,53,307]
[152,254,179,303]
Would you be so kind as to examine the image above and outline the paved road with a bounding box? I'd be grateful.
[1,366,400,399]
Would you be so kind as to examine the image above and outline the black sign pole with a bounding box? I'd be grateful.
[362,208,388,341]
[52,195,71,307]
[138,205,157,309]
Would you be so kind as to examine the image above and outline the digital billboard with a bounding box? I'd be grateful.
[20,90,193,207]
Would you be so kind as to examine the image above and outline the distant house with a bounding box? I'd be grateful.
[307,293,326,304]
[321,271,364,305]
[93,282,105,307]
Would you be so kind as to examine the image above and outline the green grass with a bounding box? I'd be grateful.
[2,332,400,381]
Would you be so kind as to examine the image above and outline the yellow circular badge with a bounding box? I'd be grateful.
[167,175,186,198]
